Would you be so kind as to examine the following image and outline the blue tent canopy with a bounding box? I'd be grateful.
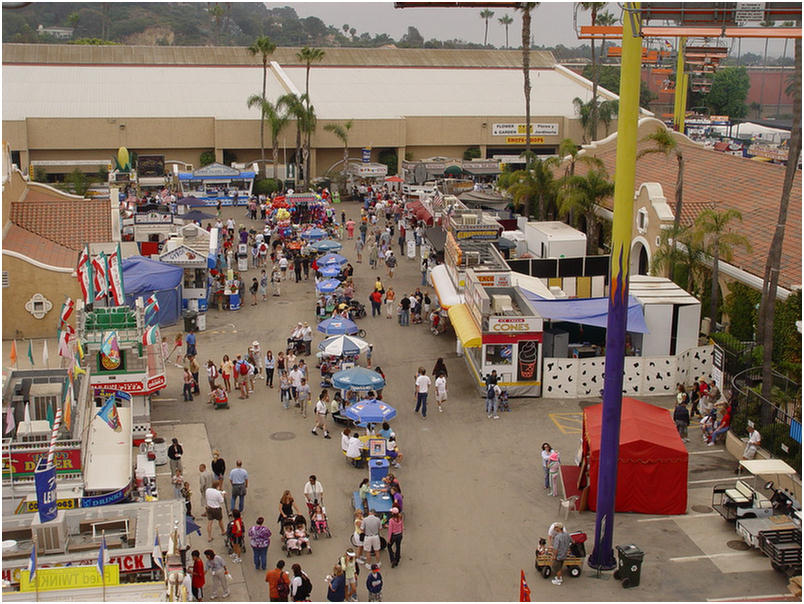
[122,256,183,326]
[518,290,649,334]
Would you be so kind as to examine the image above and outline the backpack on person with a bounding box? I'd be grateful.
[239,362,249,376]
[276,575,290,600]
[296,572,313,600]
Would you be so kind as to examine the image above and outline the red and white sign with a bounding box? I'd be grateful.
[483,332,543,344]
[92,373,165,395]
[3,554,153,584]
[475,272,511,287]
[488,316,542,333]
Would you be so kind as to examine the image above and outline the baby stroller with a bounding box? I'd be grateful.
[348,299,367,320]
[498,389,510,412]
[224,520,247,556]
[280,516,312,556]
[310,506,332,540]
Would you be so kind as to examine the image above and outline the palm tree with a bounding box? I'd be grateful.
[596,11,617,66]
[651,225,705,293]
[758,20,774,118]
[247,36,277,165]
[573,97,619,142]
[297,47,325,114]
[694,208,751,324]
[637,127,684,277]
[278,93,305,187]
[480,9,495,46]
[555,138,604,225]
[557,169,614,254]
[516,3,538,159]
[758,37,801,399]
[247,96,289,183]
[300,100,317,190]
[498,14,513,49]
[324,120,353,179]
[504,157,557,220]
[579,2,606,139]
[776,21,795,117]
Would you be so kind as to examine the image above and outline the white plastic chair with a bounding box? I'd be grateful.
[558,495,580,520]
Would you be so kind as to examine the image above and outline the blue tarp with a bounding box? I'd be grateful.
[518,289,649,334]
[122,256,183,326]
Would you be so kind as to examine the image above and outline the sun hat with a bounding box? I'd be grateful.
[549,451,559,461]
[391,507,399,514]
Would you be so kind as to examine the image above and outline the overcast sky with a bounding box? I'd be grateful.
[279,1,787,56]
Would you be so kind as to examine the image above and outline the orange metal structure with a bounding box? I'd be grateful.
[580,25,802,39]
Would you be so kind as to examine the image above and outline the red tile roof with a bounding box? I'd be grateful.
[574,121,802,290]
[9,199,112,251]
[3,224,77,269]
[678,200,717,227]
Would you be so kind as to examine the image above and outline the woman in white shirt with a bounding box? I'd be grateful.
[434,373,447,413]
[540,443,553,490]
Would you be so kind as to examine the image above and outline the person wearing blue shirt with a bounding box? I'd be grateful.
[326,566,346,602]
[366,565,383,602]
[185,331,197,357]
[378,422,392,440]
[228,460,249,512]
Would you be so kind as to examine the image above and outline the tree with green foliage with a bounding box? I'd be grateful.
[378,149,398,177]
[199,150,216,167]
[498,14,513,48]
[723,282,761,341]
[300,101,317,189]
[637,127,684,278]
[480,9,494,47]
[578,2,606,139]
[516,3,538,159]
[573,96,618,141]
[555,137,603,225]
[463,146,481,160]
[706,66,750,118]
[247,35,277,165]
[581,64,655,109]
[278,93,305,186]
[247,96,289,182]
[65,168,90,196]
[398,26,424,48]
[503,156,557,220]
[323,120,353,180]
[694,208,751,324]
[557,168,613,254]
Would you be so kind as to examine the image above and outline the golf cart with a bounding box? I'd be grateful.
[712,459,801,545]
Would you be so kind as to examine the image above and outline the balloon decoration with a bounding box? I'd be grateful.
[116,147,131,172]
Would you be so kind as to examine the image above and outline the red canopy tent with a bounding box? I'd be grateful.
[582,397,688,515]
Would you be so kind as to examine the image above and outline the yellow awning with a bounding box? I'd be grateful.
[447,304,482,348]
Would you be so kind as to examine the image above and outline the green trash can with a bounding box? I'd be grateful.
[614,544,644,588]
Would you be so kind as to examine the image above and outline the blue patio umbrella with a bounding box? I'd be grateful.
[186,516,202,536]
[319,264,342,277]
[316,278,342,293]
[317,316,360,335]
[312,239,342,253]
[344,398,397,424]
[332,367,387,392]
[302,227,327,240]
[318,253,348,266]
[181,209,216,222]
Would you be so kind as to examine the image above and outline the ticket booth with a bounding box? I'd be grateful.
[158,223,219,315]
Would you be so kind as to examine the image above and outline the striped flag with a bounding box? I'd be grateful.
[92,252,108,301]
[59,298,74,326]
[77,246,94,303]
[142,325,160,346]
[58,327,74,359]
[153,534,164,571]
[145,294,160,314]
[107,245,126,306]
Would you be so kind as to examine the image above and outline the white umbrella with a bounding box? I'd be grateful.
[318,335,370,356]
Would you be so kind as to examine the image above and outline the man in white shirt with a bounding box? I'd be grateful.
[301,322,313,356]
[278,255,289,279]
[296,377,312,418]
[434,373,448,413]
[303,475,324,515]
[740,426,762,470]
[312,395,330,438]
[205,480,227,541]
[289,365,304,403]
[414,367,431,419]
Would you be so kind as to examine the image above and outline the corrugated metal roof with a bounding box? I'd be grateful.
[2,43,555,68]
[3,63,600,121]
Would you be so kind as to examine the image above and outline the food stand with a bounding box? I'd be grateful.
[158,223,219,319]
[177,162,255,205]
[449,268,544,397]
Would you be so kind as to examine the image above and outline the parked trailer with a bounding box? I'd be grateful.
[758,527,802,576]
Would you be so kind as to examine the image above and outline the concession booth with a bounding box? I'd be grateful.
[450,268,544,397]
[178,162,255,205]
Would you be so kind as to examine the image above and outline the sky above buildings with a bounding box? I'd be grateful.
[283,1,787,57]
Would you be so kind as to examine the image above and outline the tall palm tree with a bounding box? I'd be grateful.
[504,157,557,220]
[579,2,606,139]
[247,36,277,165]
[759,37,802,399]
[758,20,774,118]
[296,47,325,114]
[596,10,617,66]
[248,97,290,183]
[776,21,795,117]
[573,97,619,142]
[557,169,614,254]
[300,100,317,190]
[278,93,305,187]
[324,120,353,179]
[637,127,685,277]
[555,138,603,225]
[480,9,495,46]
[694,208,751,324]
[498,14,513,49]
[516,3,538,159]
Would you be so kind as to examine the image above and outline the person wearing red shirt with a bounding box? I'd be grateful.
[190,550,205,601]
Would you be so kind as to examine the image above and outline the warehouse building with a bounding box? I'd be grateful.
[2,44,629,180]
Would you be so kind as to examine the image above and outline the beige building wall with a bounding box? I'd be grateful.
[1,256,80,339]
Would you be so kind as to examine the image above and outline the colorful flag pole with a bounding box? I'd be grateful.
[153,533,164,571]
[27,339,34,366]
[29,535,39,601]
[46,408,63,466]
[10,339,18,368]
[77,246,94,303]
[107,244,126,306]
[63,382,73,432]
[98,532,108,602]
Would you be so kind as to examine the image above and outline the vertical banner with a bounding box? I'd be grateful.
[711,344,724,393]
[34,458,58,523]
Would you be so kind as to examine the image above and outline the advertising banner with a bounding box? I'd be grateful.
[34,458,59,523]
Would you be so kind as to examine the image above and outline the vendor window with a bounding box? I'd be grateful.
[485,344,513,366]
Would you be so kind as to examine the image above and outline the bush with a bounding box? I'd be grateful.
[199,150,215,167]
[253,178,280,196]
[723,282,760,341]
[463,146,481,160]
